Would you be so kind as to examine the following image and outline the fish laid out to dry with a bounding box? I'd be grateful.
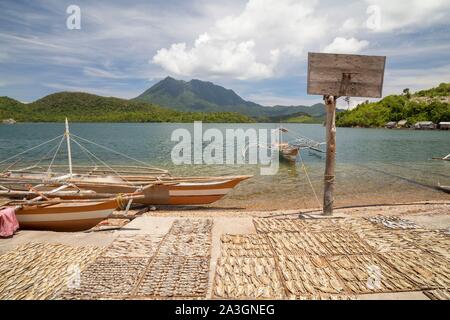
[102,234,163,258]
[339,218,383,235]
[60,257,149,300]
[159,233,211,258]
[0,242,103,300]
[278,255,347,298]
[253,218,308,233]
[326,254,417,294]
[136,257,210,298]
[62,218,213,299]
[380,250,450,290]
[157,219,213,258]
[423,289,450,300]
[255,218,364,234]
[267,232,329,256]
[400,230,450,261]
[135,218,213,298]
[301,218,347,233]
[366,216,421,230]
[214,257,284,299]
[170,219,213,235]
[356,228,419,253]
[221,234,273,258]
[312,230,373,256]
[221,234,268,245]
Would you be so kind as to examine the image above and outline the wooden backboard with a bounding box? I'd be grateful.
[307,52,386,98]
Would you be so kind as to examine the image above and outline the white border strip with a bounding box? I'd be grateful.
[17,209,114,222]
[177,180,232,187]
[169,188,232,196]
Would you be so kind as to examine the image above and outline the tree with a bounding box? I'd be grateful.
[344,96,351,110]
[403,88,411,99]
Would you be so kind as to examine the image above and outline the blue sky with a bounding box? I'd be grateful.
[0,0,449,108]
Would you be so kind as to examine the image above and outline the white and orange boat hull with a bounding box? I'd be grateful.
[141,177,248,205]
[14,199,118,232]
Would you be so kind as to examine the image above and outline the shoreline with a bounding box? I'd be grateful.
[3,121,450,130]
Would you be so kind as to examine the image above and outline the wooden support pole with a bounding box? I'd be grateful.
[323,95,337,215]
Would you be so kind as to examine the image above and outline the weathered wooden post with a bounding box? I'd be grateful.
[323,95,336,215]
[307,53,386,215]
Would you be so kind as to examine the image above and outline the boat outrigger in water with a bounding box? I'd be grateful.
[437,183,450,194]
[432,153,450,161]
[242,127,325,163]
[0,119,251,231]
[278,127,325,162]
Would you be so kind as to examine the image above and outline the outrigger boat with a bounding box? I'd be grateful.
[0,173,250,205]
[277,127,325,162]
[0,119,251,206]
[242,127,325,163]
[0,187,144,231]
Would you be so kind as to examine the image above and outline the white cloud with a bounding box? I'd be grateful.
[0,32,67,50]
[153,0,328,80]
[83,67,131,79]
[153,38,280,80]
[246,92,320,106]
[43,82,142,99]
[323,37,369,54]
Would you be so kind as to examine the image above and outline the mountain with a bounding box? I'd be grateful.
[0,92,254,123]
[135,76,265,116]
[336,83,450,127]
[134,76,329,119]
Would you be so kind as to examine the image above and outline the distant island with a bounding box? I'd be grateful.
[336,83,450,128]
[1,77,448,125]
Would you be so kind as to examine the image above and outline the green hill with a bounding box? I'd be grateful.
[134,76,329,118]
[260,111,323,123]
[336,83,450,127]
[416,83,450,97]
[0,92,254,123]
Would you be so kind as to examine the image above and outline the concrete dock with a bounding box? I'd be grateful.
[0,202,449,300]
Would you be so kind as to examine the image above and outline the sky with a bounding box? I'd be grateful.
[0,0,449,108]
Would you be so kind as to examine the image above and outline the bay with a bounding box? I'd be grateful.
[1,123,449,210]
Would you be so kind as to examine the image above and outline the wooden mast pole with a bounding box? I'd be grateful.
[323,95,337,215]
[65,118,73,178]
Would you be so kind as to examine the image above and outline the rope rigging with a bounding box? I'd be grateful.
[46,135,66,175]
[70,133,166,172]
[69,136,135,186]
[0,134,64,166]
[0,123,165,182]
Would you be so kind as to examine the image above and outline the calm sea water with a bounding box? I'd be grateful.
[1,123,449,209]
